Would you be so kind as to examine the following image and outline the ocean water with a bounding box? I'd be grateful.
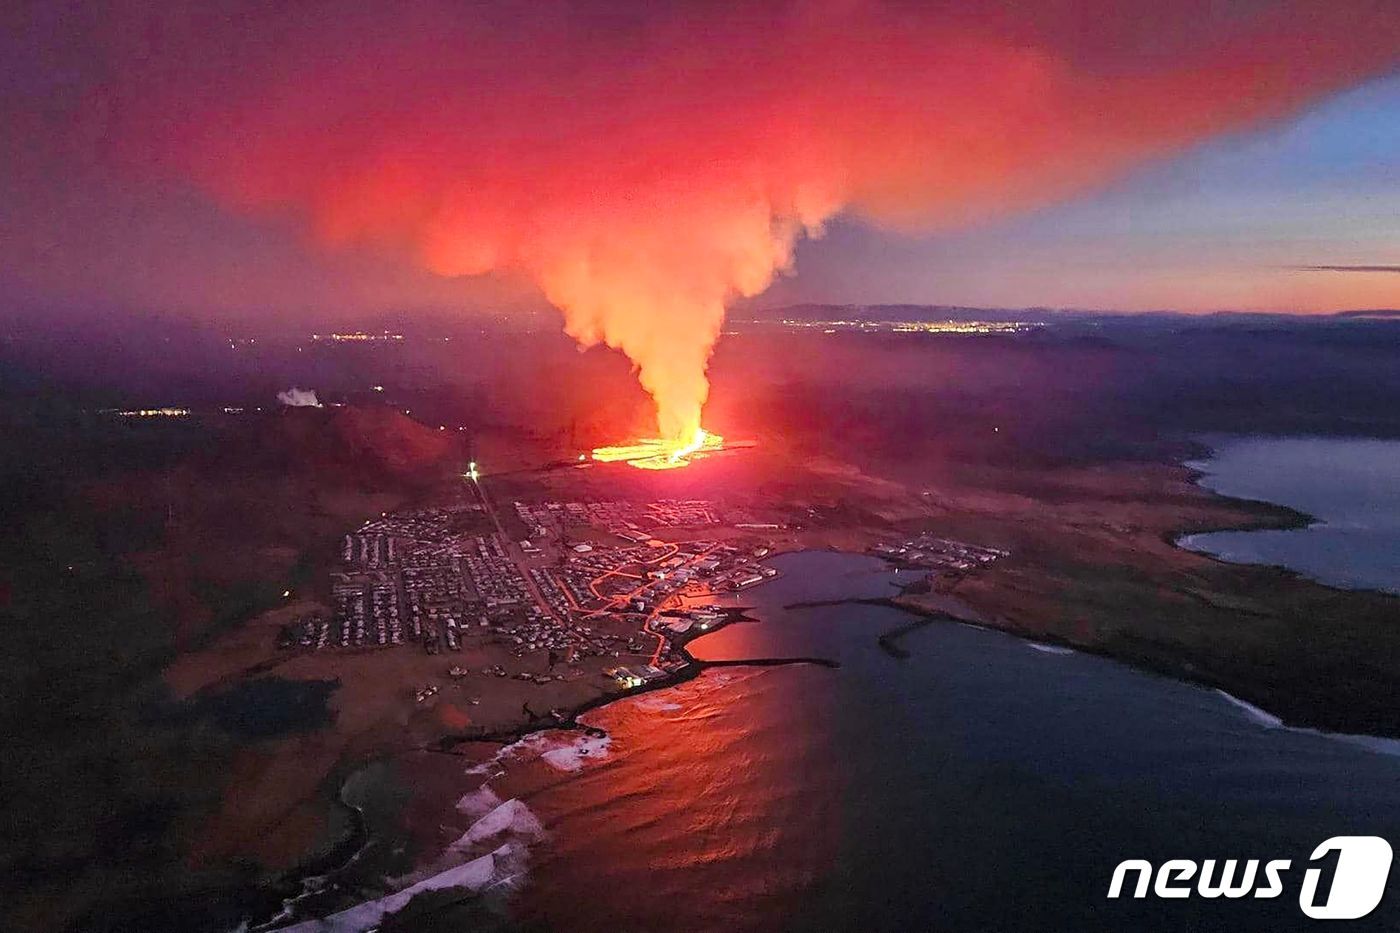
[1178,436,1400,594]
[492,552,1400,933]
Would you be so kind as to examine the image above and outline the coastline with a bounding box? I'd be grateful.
[782,557,1400,753]
[429,607,840,753]
[244,441,1400,930]
[255,516,1400,930]
[1173,435,1400,598]
[783,580,1400,748]
[883,445,1400,739]
[778,497,1391,741]
[876,580,1400,742]
[254,604,843,931]
[249,781,370,931]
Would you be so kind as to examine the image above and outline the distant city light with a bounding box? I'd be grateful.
[310,331,405,342]
[115,407,190,418]
[743,318,1042,335]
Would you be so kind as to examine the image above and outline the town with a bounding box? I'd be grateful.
[278,494,780,693]
[868,533,1007,576]
[274,481,1016,708]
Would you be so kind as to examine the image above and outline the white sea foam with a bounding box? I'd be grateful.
[1325,733,1400,758]
[485,729,614,773]
[1026,642,1076,656]
[276,797,544,932]
[454,785,503,818]
[274,742,561,933]
[463,759,503,777]
[539,733,612,772]
[1215,689,1400,758]
[463,734,538,776]
[630,695,683,712]
[449,798,545,851]
[1214,689,1284,728]
[275,843,523,932]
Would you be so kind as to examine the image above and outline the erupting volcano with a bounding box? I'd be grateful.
[103,1,1400,446]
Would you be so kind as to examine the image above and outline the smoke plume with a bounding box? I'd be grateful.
[104,0,1400,440]
[277,387,323,408]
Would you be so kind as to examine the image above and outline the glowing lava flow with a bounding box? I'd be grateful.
[591,429,724,470]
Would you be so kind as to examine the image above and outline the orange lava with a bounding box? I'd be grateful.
[592,429,724,470]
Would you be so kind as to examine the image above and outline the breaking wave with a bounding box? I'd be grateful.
[455,785,503,818]
[275,842,528,932]
[1026,642,1076,656]
[448,798,545,852]
[273,752,561,931]
[1215,689,1400,758]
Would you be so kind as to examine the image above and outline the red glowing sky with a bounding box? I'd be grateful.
[3,0,1397,327]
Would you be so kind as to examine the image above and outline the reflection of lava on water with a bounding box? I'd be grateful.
[496,666,842,933]
[591,428,725,470]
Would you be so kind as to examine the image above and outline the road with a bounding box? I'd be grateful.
[465,472,556,620]
[465,477,723,671]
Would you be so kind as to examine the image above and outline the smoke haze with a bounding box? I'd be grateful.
[277,387,322,408]
[70,0,1400,438]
